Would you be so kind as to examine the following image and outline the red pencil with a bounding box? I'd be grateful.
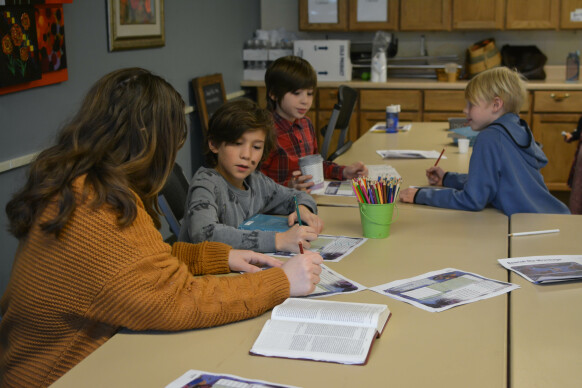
[434,148,446,166]
[298,242,304,254]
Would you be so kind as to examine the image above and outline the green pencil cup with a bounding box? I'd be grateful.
[358,202,397,239]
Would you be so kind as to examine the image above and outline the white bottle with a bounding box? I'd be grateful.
[371,50,387,83]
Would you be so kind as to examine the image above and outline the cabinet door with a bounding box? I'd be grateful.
[424,90,466,112]
[299,0,348,31]
[452,0,504,29]
[560,0,582,29]
[359,111,421,135]
[318,88,340,110]
[256,87,267,109]
[533,91,582,112]
[400,0,451,31]
[532,114,580,191]
[506,0,559,29]
[359,90,422,111]
[348,0,399,31]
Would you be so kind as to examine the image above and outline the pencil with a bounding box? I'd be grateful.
[298,241,304,254]
[434,148,446,167]
[508,229,559,237]
[294,196,302,225]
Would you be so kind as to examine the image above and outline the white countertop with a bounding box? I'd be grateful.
[241,66,582,91]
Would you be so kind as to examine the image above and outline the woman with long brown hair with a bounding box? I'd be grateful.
[0,68,322,387]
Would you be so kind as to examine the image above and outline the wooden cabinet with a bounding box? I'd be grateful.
[299,0,398,31]
[506,0,559,29]
[560,0,582,29]
[423,90,466,121]
[532,113,579,191]
[299,0,348,31]
[256,87,267,109]
[298,0,582,31]
[452,0,504,30]
[532,91,582,190]
[400,0,451,31]
[348,0,399,31]
[359,89,422,133]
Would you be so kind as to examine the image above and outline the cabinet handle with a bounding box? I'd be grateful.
[550,93,570,101]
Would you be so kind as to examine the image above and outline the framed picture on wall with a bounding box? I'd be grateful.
[107,0,165,51]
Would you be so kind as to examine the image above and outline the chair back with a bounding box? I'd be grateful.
[158,163,190,237]
[320,85,358,161]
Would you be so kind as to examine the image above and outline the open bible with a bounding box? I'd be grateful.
[250,298,391,365]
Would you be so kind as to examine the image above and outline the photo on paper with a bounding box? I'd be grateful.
[269,234,367,262]
[498,255,582,284]
[303,264,367,298]
[165,369,299,388]
[370,268,519,312]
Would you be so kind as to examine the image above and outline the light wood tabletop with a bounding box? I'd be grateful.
[314,121,471,207]
[509,213,582,388]
[52,204,509,388]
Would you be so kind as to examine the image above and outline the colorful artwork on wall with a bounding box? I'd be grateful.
[0,1,69,95]
[35,4,66,73]
[0,5,42,87]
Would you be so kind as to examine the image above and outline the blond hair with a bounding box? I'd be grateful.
[465,67,527,114]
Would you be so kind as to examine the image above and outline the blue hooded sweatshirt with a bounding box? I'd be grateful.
[415,113,570,216]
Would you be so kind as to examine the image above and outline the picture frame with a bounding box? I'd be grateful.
[107,0,165,51]
[192,73,227,133]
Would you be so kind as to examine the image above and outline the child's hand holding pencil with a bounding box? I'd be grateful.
[425,166,445,186]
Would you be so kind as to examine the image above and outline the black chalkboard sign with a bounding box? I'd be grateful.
[192,73,226,133]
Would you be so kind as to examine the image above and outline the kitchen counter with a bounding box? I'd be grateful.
[241,66,582,91]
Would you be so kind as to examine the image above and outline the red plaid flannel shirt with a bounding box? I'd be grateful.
[261,112,345,186]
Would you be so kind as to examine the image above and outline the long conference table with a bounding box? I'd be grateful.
[52,123,580,388]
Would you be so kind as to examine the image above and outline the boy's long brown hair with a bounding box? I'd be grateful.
[204,98,275,167]
[6,68,187,239]
[264,56,317,111]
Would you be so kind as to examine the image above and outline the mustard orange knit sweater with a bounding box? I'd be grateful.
[0,177,290,387]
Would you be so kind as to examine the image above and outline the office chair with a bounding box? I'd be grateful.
[320,85,358,162]
[158,163,190,239]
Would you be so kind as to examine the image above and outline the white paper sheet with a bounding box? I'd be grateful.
[369,268,519,312]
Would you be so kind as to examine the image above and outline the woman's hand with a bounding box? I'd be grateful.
[282,251,323,296]
[228,249,283,273]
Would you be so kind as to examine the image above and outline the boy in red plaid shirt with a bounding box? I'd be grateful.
[260,56,368,192]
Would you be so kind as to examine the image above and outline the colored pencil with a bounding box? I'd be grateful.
[434,148,446,167]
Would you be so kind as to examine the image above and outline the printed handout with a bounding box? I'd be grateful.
[306,264,367,298]
[166,369,299,388]
[269,234,367,262]
[498,255,582,284]
[369,268,519,312]
[376,150,448,159]
[310,165,400,197]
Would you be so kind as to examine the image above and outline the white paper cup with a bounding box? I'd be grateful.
[458,138,470,154]
[298,154,324,190]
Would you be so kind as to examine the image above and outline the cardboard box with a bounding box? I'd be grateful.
[293,40,352,82]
